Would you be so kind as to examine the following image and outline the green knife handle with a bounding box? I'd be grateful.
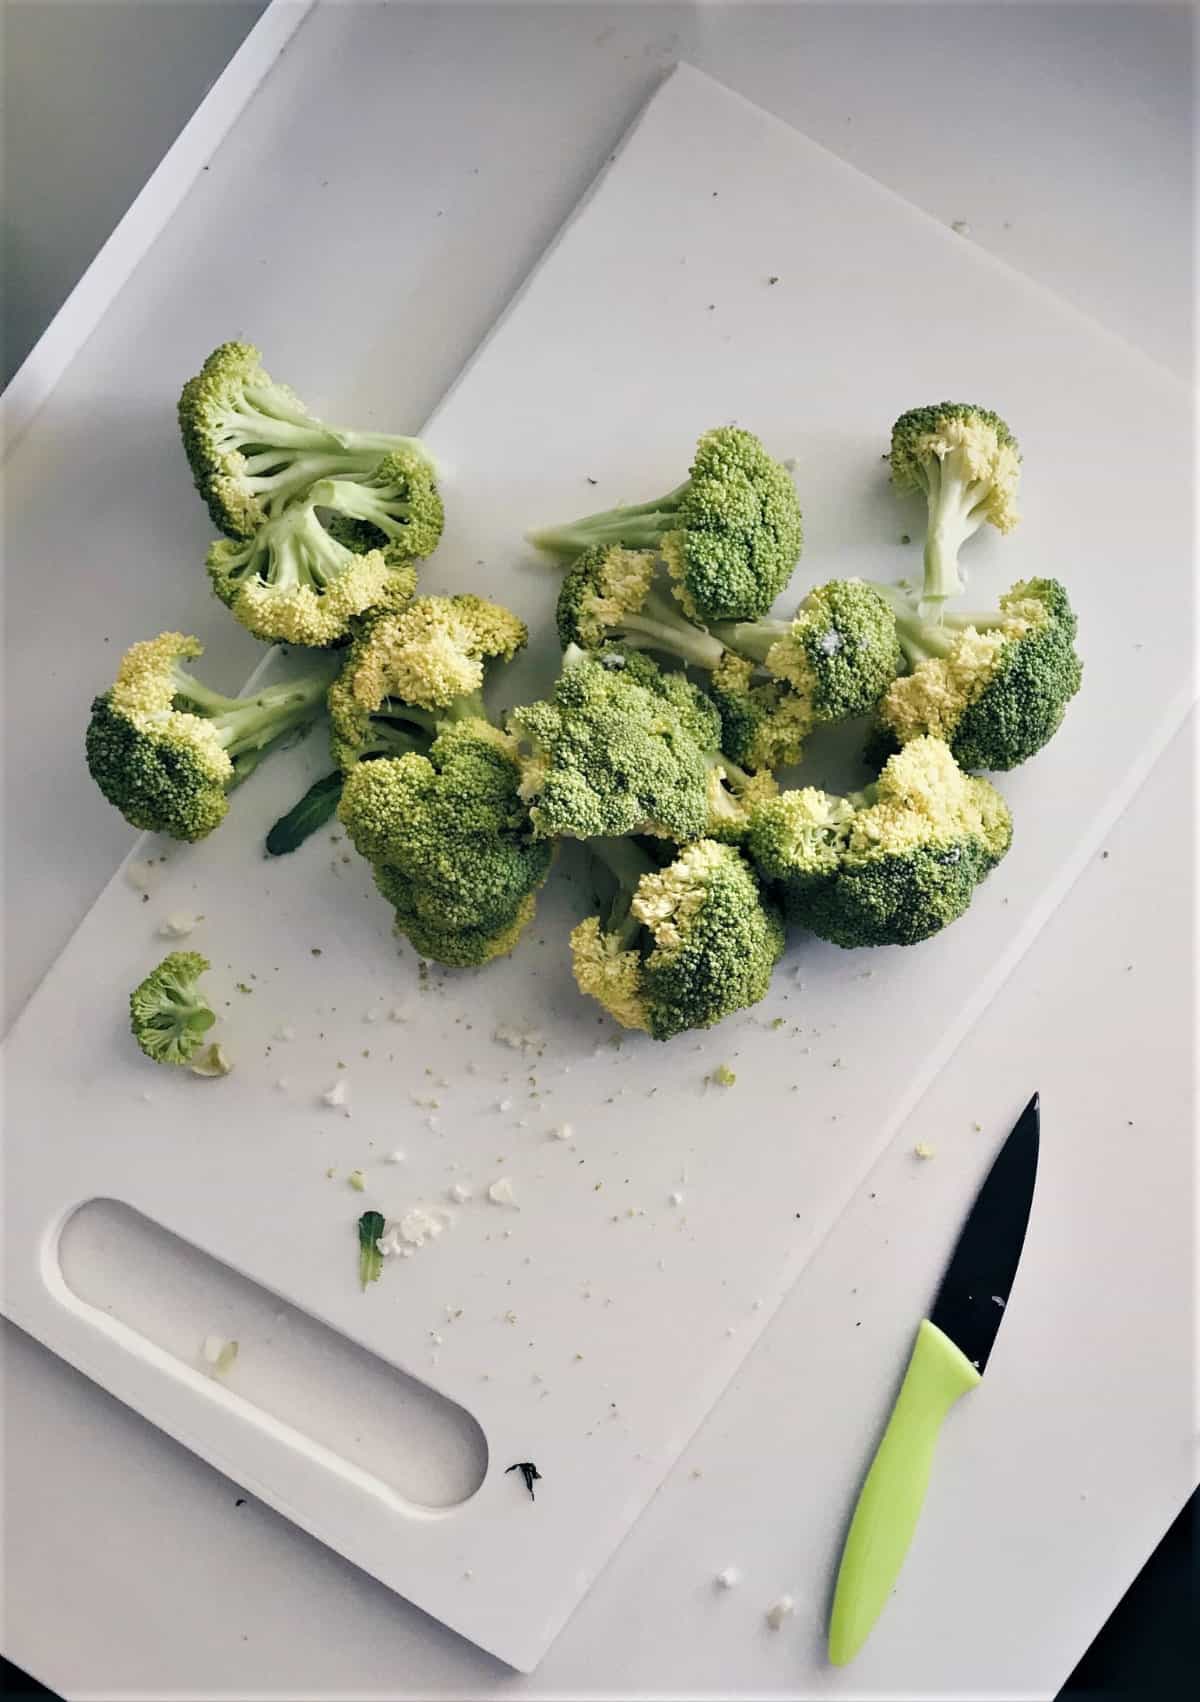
[828,1318,981,1666]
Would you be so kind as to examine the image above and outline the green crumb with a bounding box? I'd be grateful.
[348,1168,366,1192]
[900,533,911,545]
[770,1017,785,1031]
[710,1064,737,1088]
[235,982,253,995]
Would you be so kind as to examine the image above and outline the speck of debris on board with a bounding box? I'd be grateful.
[765,1595,795,1630]
[487,1177,517,1207]
[201,1335,238,1376]
[767,274,780,285]
[913,1142,936,1160]
[159,912,199,938]
[951,218,972,235]
[322,1079,349,1109]
[310,947,322,956]
[715,1566,741,1590]
[709,1064,736,1088]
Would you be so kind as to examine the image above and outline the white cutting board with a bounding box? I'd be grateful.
[1,63,1191,1673]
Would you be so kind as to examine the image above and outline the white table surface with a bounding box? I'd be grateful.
[2,4,1194,1698]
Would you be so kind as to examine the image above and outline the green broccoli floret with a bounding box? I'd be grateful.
[206,494,420,650]
[556,552,899,772]
[531,427,802,623]
[339,721,553,967]
[327,595,527,771]
[509,647,760,843]
[870,577,1082,772]
[178,341,435,538]
[889,402,1021,609]
[129,950,217,1065]
[86,633,338,841]
[307,448,444,561]
[570,837,784,1039]
[747,736,1012,947]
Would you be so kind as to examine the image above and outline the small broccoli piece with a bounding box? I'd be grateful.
[307,448,444,562]
[357,1210,386,1290]
[708,652,813,773]
[531,427,802,622]
[870,578,1082,771]
[889,403,1021,608]
[178,341,435,538]
[713,579,902,723]
[556,546,728,668]
[570,837,784,1039]
[510,647,739,843]
[129,950,217,1065]
[327,595,526,771]
[86,633,338,841]
[339,721,553,967]
[206,494,419,649]
[747,736,1012,948]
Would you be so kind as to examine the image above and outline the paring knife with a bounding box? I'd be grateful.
[828,1092,1041,1666]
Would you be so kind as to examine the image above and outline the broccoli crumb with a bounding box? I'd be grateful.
[913,1142,936,1160]
[710,1064,737,1088]
[348,1169,366,1192]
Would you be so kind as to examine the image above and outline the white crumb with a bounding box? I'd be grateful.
[378,1206,448,1256]
[321,1080,349,1108]
[189,1043,232,1078]
[448,1182,473,1203]
[487,1177,517,1207]
[765,1595,795,1630]
[552,1123,574,1141]
[385,1148,407,1164]
[669,1190,684,1207]
[364,1009,380,1024]
[158,911,198,938]
[715,1567,741,1590]
[388,1007,408,1023]
[496,1098,513,1112]
[274,1077,290,1091]
[125,860,156,892]
[274,1025,296,1042]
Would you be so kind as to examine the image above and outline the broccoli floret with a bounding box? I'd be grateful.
[178,341,435,538]
[713,579,902,722]
[86,633,338,841]
[339,721,553,967]
[531,428,802,623]
[129,950,217,1064]
[889,402,1021,608]
[510,647,753,843]
[307,448,444,562]
[327,595,526,771]
[747,736,1012,947]
[207,495,420,650]
[871,578,1081,771]
[570,837,784,1039]
[556,554,898,771]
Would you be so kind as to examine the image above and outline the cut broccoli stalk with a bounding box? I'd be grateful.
[586,835,661,947]
[531,483,692,559]
[357,1210,386,1289]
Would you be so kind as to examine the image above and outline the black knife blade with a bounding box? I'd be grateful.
[928,1090,1041,1373]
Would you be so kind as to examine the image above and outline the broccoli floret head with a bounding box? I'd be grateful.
[531,427,802,624]
[570,838,784,1039]
[890,402,1021,606]
[339,720,553,966]
[708,651,813,772]
[129,950,216,1065]
[556,546,657,650]
[509,647,722,842]
[86,632,336,841]
[748,736,1011,947]
[207,497,419,649]
[876,577,1081,771]
[762,579,902,722]
[178,341,435,538]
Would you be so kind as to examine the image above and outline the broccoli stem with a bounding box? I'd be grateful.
[920,454,992,606]
[709,618,789,665]
[529,482,690,558]
[175,661,338,761]
[309,472,421,545]
[871,582,1007,667]
[615,591,727,670]
[232,386,429,464]
[241,450,383,518]
[587,836,658,946]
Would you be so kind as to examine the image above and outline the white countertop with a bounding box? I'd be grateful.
[3,4,1193,1697]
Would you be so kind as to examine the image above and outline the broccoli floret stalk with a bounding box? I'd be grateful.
[530,427,802,623]
[327,595,527,771]
[509,646,756,843]
[556,547,727,669]
[889,403,1022,610]
[130,951,217,1065]
[207,494,420,649]
[869,578,1081,772]
[308,448,444,562]
[179,341,436,538]
[339,721,554,968]
[747,736,1012,948]
[570,837,785,1039]
[86,633,339,841]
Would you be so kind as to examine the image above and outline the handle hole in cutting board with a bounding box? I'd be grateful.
[56,1199,487,1509]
